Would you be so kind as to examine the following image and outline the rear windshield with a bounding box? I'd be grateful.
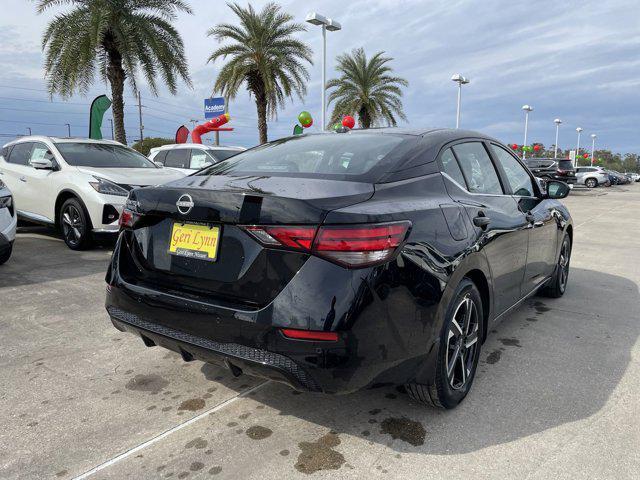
[558,160,574,170]
[56,142,158,168]
[197,134,410,181]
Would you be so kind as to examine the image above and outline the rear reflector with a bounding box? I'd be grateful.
[243,221,411,268]
[281,328,339,341]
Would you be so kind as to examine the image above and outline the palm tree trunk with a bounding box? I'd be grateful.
[358,107,371,129]
[255,93,268,144]
[104,34,127,144]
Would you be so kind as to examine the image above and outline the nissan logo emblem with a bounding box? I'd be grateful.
[176,194,194,215]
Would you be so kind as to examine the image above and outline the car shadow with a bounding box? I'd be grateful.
[0,227,114,288]
[199,267,638,455]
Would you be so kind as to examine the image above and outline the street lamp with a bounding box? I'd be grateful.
[590,133,596,166]
[306,12,341,131]
[522,105,533,159]
[575,127,583,167]
[553,118,562,158]
[451,74,470,128]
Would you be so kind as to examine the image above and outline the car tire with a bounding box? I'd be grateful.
[59,197,93,250]
[406,278,484,409]
[585,178,598,188]
[0,244,12,265]
[541,233,571,298]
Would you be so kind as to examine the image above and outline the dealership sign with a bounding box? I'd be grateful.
[204,97,225,119]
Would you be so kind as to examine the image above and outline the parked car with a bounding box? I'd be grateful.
[624,172,640,182]
[149,144,245,175]
[0,136,185,250]
[523,157,576,185]
[575,166,610,188]
[0,179,17,265]
[106,128,573,409]
[607,170,630,185]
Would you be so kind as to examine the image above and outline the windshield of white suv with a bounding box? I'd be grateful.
[56,143,157,168]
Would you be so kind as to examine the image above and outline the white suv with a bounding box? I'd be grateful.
[149,143,245,175]
[575,166,610,188]
[0,136,185,249]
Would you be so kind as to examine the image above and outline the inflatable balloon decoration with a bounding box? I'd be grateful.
[342,115,355,129]
[293,111,313,135]
[191,113,233,144]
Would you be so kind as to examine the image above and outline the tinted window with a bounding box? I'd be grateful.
[491,144,534,197]
[440,148,466,187]
[558,160,574,170]
[7,142,33,165]
[190,149,214,170]
[199,134,407,180]
[164,149,190,169]
[153,151,168,165]
[56,143,157,168]
[210,149,241,161]
[452,142,503,194]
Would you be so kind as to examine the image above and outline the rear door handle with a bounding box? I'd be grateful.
[19,176,27,182]
[473,212,490,229]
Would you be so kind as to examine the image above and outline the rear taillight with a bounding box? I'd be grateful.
[243,221,411,268]
[118,208,138,229]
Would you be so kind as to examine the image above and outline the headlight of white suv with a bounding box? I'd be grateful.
[89,176,129,197]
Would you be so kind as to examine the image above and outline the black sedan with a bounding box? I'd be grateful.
[105,129,573,409]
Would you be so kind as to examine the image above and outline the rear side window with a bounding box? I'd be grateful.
[440,148,466,187]
[164,149,189,169]
[7,142,33,165]
[190,149,214,170]
[210,149,241,161]
[153,151,168,165]
[452,142,503,194]
[558,160,574,170]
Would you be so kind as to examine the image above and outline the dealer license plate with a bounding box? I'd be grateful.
[168,222,220,262]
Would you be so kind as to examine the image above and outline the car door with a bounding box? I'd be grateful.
[20,142,59,222]
[0,142,36,217]
[489,143,558,295]
[441,141,530,315]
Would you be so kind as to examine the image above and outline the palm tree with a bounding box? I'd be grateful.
[37,0,192,144]
[208,3,313,144]
[327,48,408,129]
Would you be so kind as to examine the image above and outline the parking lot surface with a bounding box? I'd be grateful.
[1,185,639,479]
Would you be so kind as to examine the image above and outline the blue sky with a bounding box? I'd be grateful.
[1,0,639,152]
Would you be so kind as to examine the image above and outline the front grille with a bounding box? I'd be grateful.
[107,306,321,392]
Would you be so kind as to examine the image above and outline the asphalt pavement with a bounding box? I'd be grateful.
[1,184,639,479]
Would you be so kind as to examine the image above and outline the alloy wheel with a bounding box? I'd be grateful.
[558,238,571,293]
[62,204,84,247]
[446,295,479,390]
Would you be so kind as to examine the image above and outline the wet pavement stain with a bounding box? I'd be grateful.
[185,437,208,449]
[499,337,522,348]
[147,405,157,411]
[369,408,382,415]
[534,301,551,313]
[209,466,222,475]
[125,374,169,394]
[227,422,238,427]
[380,417,426,446]
[190,462,204,471]
[279,449,290,456]
[246,425,273,440]
[486,350,502,364]
[385,393,397,400]
[177,472,189,479]
[526,317,538,322]
[362,430,370,436]
[295,432,345,474]
[55,470,68,477]
[238,412,251,419]
[178,398,205,411]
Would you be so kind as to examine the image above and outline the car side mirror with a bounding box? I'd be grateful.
[154,161,164,168]
[31,158,54,170]
[546,180,570,199]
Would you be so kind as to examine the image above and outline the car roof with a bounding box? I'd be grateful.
[3,135,123,147]
[151,143,245,151]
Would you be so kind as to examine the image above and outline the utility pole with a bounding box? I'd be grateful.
[108,119,114,140]
[65,123,71,137]
[137,91,144,143]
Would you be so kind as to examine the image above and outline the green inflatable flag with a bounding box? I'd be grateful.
[89,95,112,140]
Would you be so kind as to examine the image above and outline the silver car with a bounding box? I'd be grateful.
[0,178,17,264]
[575,166,610,188]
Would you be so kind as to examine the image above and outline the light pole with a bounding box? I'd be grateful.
[522,105,533,159]
[306,12,341,131]
[451,74,470,128]
[590,134,596,166]
[575,127,583,167]
[553,118,562,158]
